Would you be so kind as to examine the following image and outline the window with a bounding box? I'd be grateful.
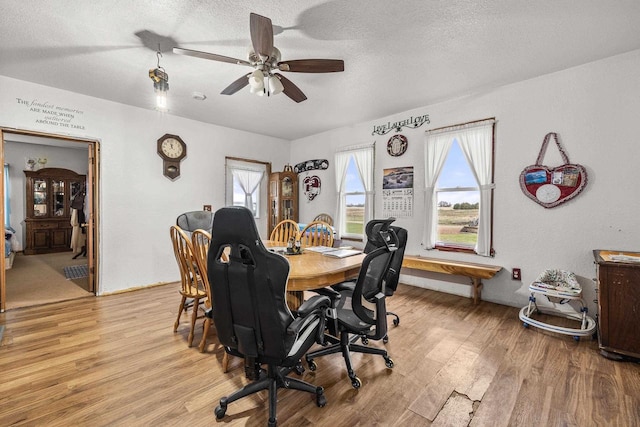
[436,141,480,248]
[423,120,495,256]
[225,158,267,217]
[344,156,365,236]
[335,144,374,240]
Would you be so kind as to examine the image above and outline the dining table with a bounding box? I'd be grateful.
[264,240,366,309]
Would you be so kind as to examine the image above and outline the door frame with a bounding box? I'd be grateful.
[0,127,100,312]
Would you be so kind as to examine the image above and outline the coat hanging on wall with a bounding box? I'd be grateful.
[519,132,588,208]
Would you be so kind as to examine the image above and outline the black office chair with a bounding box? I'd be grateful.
[361,219,407,331]
[328,218,407,341]
[207,206,331,427]
[305,220,402,389]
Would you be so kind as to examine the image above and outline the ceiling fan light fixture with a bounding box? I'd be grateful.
[268,74,284,96]
[248,69,264,88]
[172,13,344,103]
[249,85,264,95]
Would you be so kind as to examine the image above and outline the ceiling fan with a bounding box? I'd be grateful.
[173,13,344,103]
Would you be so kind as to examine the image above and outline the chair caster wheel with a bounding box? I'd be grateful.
[307,360,317,371]
[393,318,399,326]
[294,363,305,375]
[361,337,369,345]
[316,388,327,407]
[523,322,529,328]
[383,335,389,344]
[214,403,227,419]
[573,336,580,342]
[351,376,362,389]
[268,418,277,427]
[384,356,394,368]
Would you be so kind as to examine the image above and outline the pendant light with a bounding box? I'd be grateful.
[149,46,169,111]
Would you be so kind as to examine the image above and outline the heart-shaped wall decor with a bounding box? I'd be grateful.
[303,175,321,201]
[519,164,587,208]
[519,132,588,208]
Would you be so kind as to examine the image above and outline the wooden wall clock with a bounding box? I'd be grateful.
[157,134,186,179]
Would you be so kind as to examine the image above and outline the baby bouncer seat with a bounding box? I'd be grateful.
[519,269,596,340]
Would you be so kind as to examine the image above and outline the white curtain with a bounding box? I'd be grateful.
[352,145,375,228]
[422,133,454,249]
[232,168,264,214]
[334,151,350,239]
[457,124,494,256]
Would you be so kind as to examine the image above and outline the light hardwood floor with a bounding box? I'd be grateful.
[1,283,638,426]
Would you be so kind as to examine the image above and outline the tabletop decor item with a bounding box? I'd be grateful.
[519,132,588,208]
[25,158,36,170]
[286,237,303,255]
[387,134,408,156]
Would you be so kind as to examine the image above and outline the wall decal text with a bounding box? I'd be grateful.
[16,98,86,130]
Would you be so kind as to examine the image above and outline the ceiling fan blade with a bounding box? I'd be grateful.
[275,74,307,103]
[250,13,274,59]
[173,47,251,66]
[278,59,344,73]
[221,73,251,95]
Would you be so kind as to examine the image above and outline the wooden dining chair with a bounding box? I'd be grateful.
[269,219,300,244]
[300,221,334,248]
[313,213,334,226]
[192,229,230,372]
[170,225,208,348]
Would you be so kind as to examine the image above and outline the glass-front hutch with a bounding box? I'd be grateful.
[268,169,298,236]
[24,168,85,254]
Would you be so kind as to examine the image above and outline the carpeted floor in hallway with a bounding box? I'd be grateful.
[4,251,93,310]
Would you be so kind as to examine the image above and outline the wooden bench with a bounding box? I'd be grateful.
[401,255,502,304]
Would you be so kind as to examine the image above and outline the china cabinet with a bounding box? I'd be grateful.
[268,170,298,236]
[24,168,85,255]
[593,250,640,360]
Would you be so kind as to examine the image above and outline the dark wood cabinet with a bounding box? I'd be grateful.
[24,168,85,255]
[268,170,298,236]
[593,250,640,360]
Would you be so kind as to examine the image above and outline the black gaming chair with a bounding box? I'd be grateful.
[305,220,402,388]
[207,206,330,426]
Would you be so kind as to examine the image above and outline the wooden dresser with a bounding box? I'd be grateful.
[593,250,640,360]
[24,168,85,255]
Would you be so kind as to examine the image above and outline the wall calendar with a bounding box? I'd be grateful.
[382,167,414,218]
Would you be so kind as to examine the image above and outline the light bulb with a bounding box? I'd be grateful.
[155,91,168,112]
[268,75,284,95]
[248,69,264,89]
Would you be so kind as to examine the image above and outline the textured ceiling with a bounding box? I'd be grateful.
[2,1,640,140]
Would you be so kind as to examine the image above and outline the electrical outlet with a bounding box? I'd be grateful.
[512,268,521,281]
[203,205,212,212]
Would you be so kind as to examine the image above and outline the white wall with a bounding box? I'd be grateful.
[3,49,639,308]
[0,76,291,295]
[4,141,88,249]
[292,49,640,311]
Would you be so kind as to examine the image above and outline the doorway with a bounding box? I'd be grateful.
[0,128,100,312]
